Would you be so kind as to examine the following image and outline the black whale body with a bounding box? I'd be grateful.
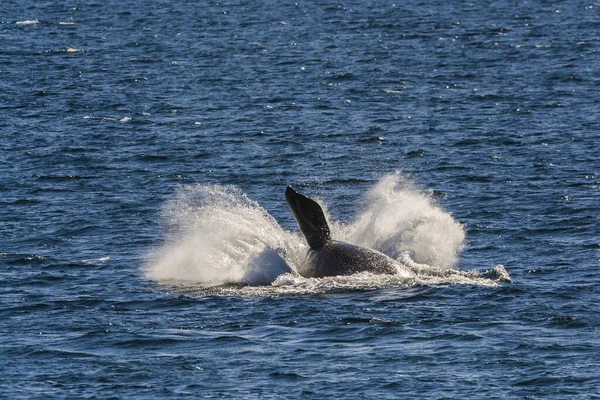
[285,186,401,278]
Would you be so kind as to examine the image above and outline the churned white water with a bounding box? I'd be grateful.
[145,174,509,292]
[334,173,465,269]
[145,184,305,285]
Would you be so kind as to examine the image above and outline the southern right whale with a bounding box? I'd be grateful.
[285,186,403,278]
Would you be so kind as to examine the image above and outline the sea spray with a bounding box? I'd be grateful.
[145,185,305,285]
[336,173,465,269]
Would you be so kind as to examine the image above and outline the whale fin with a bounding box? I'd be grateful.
[285,186,331,250]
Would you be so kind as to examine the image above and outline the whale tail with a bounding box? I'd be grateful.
[285,186,331,250]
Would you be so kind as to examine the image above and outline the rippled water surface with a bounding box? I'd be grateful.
[1,1,599,398]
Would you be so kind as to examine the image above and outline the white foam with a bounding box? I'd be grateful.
[83,115,116,121]
[16,20,39,25]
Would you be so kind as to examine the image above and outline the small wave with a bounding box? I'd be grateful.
[84,115,117,121]
[45,48,86,54]
[6,254,47,265]
[16,20,39,25]
[83,115,131,122]
[81,256,111,265]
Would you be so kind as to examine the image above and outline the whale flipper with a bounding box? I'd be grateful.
[285,186,331,250]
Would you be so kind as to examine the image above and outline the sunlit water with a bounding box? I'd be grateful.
[1,1,599,398]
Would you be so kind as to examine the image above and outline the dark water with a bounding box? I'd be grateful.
[2,1,600,398]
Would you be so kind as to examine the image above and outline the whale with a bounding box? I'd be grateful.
[285,186,401,278]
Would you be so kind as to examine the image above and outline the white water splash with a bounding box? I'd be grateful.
[335,173,465,269]
[145,185,305,285]
[145,174,509,292]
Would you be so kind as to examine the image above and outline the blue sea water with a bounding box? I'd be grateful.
[1,0,600,398]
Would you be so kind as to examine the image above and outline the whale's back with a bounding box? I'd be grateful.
[299,241,400,278]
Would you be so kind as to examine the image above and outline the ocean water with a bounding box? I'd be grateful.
[1,0,599,398]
